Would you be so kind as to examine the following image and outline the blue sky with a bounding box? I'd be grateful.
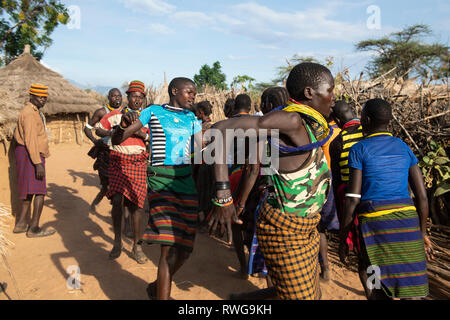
[40,0,449,89]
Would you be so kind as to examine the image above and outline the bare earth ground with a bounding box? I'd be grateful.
[0,143,365,300]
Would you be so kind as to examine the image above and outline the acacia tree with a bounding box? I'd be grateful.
[254,54,333,91]
[356,24,449,80]
[193,61,228,91]
[273,55,320,85]
[0,0,69,65]
[231,74,255,91]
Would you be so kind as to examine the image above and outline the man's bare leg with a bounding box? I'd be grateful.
[14,195,32,233]
[122,204,134,239]
[319,232,330,281]
[90,184,108,212]
[29,194,44,230]
[232,224,248,279]
[26,195,56,237]
[153,246,190,300]
[125,199,147,264]
[109,194,124,259]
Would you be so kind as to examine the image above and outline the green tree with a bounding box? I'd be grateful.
[0,0,69,65]
[356,24,449,80]
[231,74,255,91]
[193,61,228,90]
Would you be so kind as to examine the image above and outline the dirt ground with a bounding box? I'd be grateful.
[0,143,366,300]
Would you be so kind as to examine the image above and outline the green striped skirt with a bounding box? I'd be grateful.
[141,165,199,252]
[357,198,429,298]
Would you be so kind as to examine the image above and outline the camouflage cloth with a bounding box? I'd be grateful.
[267,124,331,217]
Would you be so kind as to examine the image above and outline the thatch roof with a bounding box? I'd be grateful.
[0,45,101,124]
[0,88,21,124]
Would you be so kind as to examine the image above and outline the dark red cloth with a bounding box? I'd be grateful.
[88,144,110,188]
[336,183,360,251]
[15,144,46,200]
[107,151,149,208]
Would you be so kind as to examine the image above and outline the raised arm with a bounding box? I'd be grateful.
[213,111,304,183]
[111,112,144,145]
[210,112,304,240]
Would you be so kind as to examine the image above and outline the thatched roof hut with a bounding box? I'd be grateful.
[0,45,101,117]
[0,45,102,142]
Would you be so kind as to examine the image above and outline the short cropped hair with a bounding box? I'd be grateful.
[286,62,332,101]
[234,94,251,112]
[363,98,393,125]
[168,77,195,97]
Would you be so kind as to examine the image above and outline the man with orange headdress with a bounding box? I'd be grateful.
[13,84,56,238]
[97,81,150,263]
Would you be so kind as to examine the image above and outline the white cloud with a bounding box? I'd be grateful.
[120,0,176,16]
[126,23,175,35]
[257,44,281,51]
[148,23,175,34]
[120,1,394,45]
[171,11,215,27]
[227,54,254,60]
[227,2,372,43]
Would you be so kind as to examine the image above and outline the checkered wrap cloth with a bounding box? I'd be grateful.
[107,150,149,208]
[256,201,321,300]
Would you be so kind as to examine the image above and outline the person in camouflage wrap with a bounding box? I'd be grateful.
[210,62,336,300]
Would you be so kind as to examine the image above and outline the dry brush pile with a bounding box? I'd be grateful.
[336,69,449,297]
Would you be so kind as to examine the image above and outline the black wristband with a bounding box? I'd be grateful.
[215,181,231,190]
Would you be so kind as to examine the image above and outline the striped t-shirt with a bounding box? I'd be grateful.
[138,104,202,166]
[338,124,364,182]
[99,108,149,155]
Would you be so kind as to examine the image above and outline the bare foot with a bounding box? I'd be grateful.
[109,243,122,260]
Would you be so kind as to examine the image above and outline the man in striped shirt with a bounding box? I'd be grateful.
[330,101,364,250]
[84,88,123,213]
[97,81,150,264]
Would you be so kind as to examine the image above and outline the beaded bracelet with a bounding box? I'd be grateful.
[212,200,234,208]
[212,196,234,207]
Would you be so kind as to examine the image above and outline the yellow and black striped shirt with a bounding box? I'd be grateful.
[339,125,364,182]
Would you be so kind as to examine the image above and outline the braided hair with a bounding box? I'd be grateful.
[224,98,235,118]
[260,87,289,114]
[196,100,212,116]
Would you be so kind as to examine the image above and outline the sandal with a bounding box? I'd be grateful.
[26,227,56,238]
[13,225,29,234]
[132,245,148,264]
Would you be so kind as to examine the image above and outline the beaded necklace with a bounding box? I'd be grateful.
[267,99,333,153]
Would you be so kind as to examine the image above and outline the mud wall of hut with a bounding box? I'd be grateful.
[45,113,90,145]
